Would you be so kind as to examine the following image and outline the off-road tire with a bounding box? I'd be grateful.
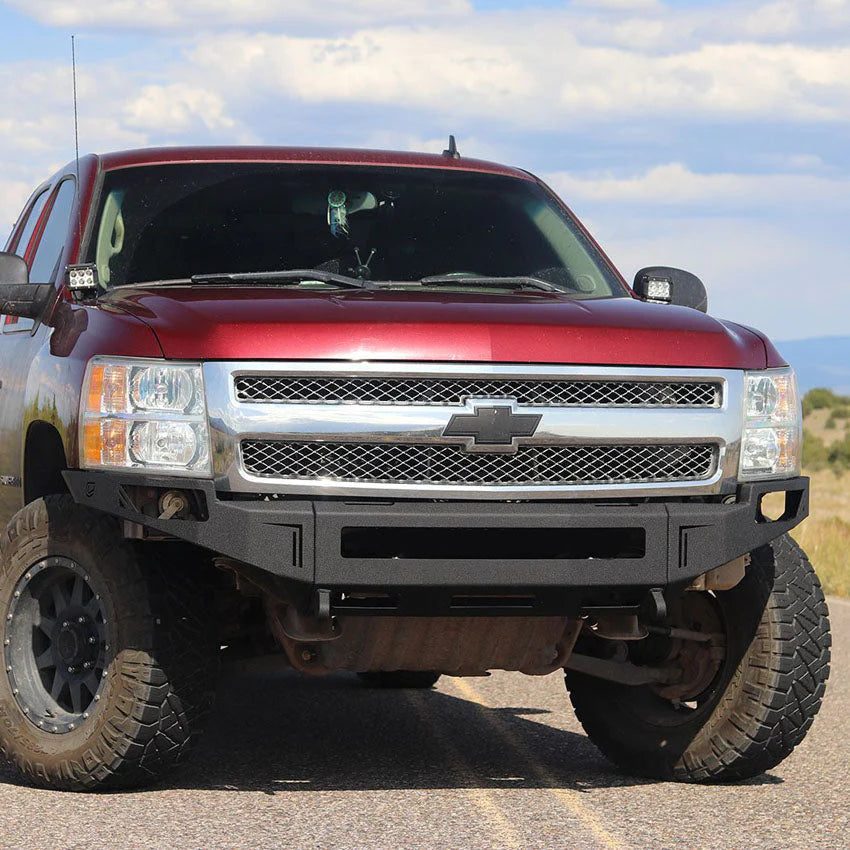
[567,534,831,782]
[358,671,441,689]
[0,496,219,791]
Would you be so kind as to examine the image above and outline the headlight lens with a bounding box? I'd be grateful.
[740,367,801,479]
[81,358,210,475]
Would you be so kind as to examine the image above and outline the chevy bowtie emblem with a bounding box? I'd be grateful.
[443,403,542,452]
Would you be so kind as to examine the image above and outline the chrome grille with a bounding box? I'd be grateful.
[234,375,721,408]
[241,441,717,487]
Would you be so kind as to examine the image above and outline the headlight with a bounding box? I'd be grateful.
[81,358,211,476]
[740,366,801,480]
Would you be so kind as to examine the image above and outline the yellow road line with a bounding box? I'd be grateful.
[449,677,623,850]
[404,690,522,849]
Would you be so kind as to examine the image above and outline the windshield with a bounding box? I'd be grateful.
[86,162,626,297]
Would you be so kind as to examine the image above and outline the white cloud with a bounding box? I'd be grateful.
[175,23,850,127]
[572,0,662,9]
[586,213,850,340]
[5,0,472,31]
[545,162,850,210]
[0,180,35,242]
[124,84,235,133]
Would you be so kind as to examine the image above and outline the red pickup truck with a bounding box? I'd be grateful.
[0,145,830,791]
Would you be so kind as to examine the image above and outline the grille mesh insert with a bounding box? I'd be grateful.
[235,376,721,408]
[241,441,717,487]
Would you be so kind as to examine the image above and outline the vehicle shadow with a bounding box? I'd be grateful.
[0,659,783,794]
[165,660,782,794]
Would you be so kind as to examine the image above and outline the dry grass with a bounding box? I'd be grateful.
[790,468,850,598]
[804,408,849,446]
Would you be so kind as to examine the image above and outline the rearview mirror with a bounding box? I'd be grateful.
[633,266,708,313]
[0,252,55,319]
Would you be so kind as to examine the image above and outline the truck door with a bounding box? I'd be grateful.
[0,179,76,524]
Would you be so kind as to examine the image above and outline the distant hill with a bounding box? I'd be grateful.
[775,336,850,395]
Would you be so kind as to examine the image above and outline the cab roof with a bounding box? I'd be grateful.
[96,146,534,181]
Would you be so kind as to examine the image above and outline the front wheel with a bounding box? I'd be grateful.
[0,496,219,791]
[567,535,831,782]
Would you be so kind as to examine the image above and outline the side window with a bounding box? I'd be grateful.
[29,179,77,284]
[8,188,50,258]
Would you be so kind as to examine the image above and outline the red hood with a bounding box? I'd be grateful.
[101,286,770,369]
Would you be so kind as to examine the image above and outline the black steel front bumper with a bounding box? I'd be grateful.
[64,471,808,614]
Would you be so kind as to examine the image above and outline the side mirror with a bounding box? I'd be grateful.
[633,266,708,313]
[0,252,55,319]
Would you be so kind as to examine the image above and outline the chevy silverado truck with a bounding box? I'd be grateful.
[0,145,830,791]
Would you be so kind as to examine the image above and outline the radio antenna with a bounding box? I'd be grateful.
[71,35,82,246]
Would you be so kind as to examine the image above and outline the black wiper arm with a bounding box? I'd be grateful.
[189,269,373,289]
[418,275,564,293]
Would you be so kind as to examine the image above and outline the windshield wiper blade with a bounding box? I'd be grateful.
[417,275,564,293]
[189,269,373,289]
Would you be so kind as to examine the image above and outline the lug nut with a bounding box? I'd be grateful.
[88,637,96,645]
[78,617,85,624]
[68,666,75,674]
[62,621,70,628]
[83,662,92,670]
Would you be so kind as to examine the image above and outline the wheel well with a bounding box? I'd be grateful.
[24,421,69,504]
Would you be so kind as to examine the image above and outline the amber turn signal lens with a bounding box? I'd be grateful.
[86,363,128,414]
[86,365,105,413]
[83,420,127,466]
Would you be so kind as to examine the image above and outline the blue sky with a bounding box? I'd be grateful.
[0,0,847,342]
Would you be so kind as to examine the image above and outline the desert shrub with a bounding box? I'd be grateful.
[802,387,850,416]
[827,434,850,472]
[803,429,830,471]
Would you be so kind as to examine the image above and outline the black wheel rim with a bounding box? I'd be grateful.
[4,557,109,734]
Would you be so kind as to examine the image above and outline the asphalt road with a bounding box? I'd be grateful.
[1,598,847,850]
